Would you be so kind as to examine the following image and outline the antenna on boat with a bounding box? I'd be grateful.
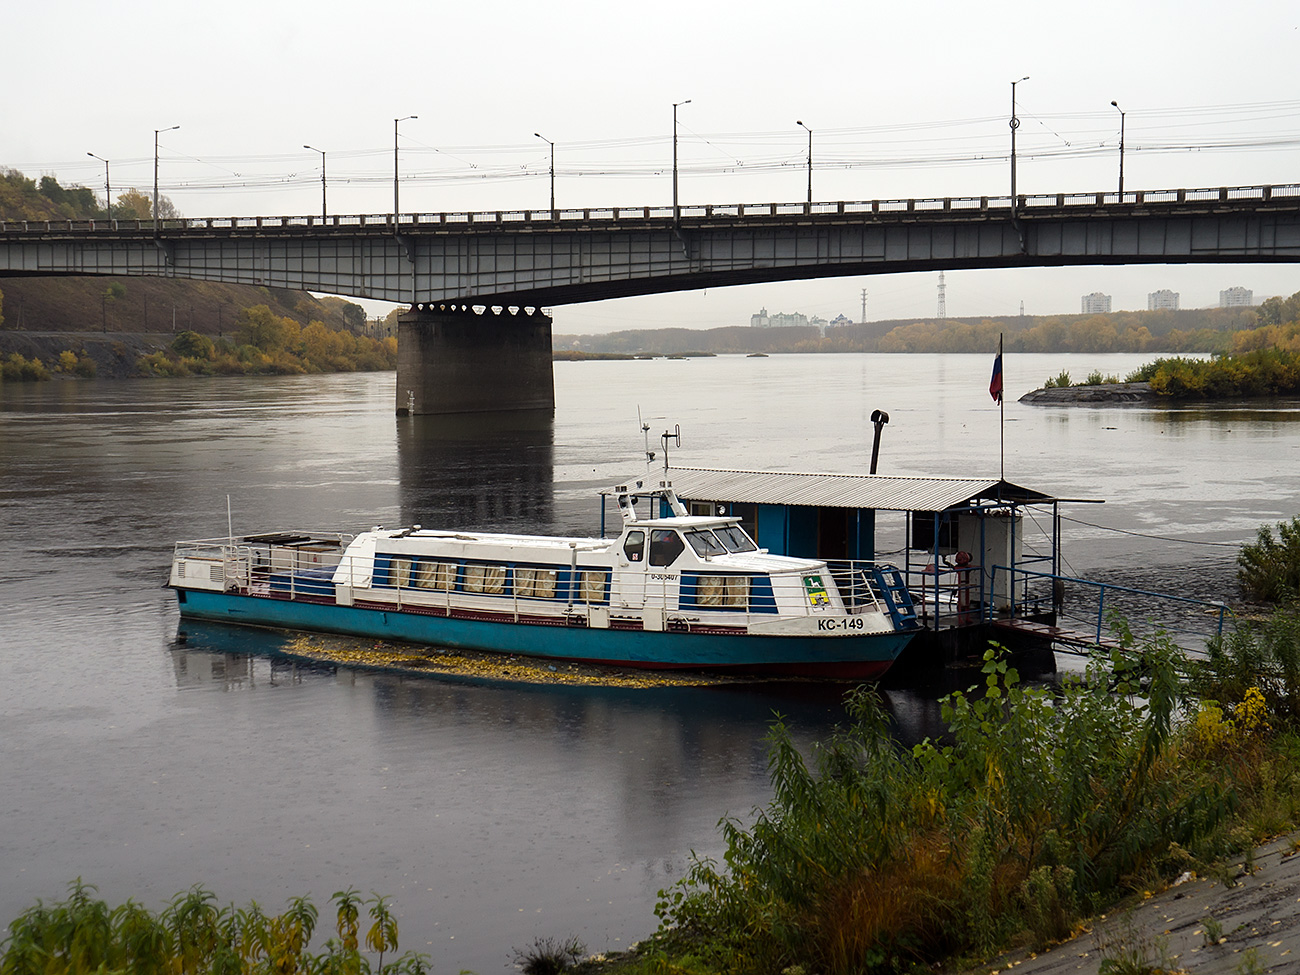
[661,424,680,475]
[227,495,233,551]
[638,407,657,475]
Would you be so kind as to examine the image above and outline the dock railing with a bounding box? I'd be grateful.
[993,566,1231,652]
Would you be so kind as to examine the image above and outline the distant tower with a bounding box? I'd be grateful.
[860,288,868,325]
[937,272,947,319]
[1020,300,1025,317]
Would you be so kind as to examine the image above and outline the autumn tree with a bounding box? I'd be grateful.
[235,304,299,353]
[114,188,181,220]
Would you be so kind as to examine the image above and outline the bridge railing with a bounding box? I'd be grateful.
[2,183,1296,235]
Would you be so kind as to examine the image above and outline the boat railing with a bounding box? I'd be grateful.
[173,534,353,597]
[823,560,888,616]
[181,542,905,628]
[903,562,982,628]
[993,566,1231,652]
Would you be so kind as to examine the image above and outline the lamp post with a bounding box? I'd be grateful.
[304,145,327,220]
[796,120,813,205]
[1110,100,1126,198]
[87,152,110,219]
[1009,76,1028,210]
[154,125,179,227]
[394,115,417,223]
[672,98,691,221]
[534,132,555,213]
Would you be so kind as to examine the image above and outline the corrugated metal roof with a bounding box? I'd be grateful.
[666,467,1055,512]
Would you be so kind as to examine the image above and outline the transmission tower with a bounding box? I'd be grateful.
[860,288,868,325]
[937,272,947,319]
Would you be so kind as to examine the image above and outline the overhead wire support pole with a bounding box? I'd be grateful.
[1111,100,1126,198]
[672,99,691,222]
[304,145,326,220]
[1009,77,1027,212]
[153,124,179,231]
[394,115,417,227]
[534,132,555,214]
[796,120,813,205]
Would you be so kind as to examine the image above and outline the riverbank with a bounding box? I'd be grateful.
[1019,381,1156,404]
[950,831,1300,975]
[0,330,173,378]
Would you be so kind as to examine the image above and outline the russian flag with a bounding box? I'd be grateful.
[989,353,1003,403]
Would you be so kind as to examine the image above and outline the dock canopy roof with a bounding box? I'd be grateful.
[666,467,1057,513]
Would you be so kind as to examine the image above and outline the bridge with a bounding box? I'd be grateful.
[3,183,1298,413]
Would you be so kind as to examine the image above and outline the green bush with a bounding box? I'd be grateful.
[653,639,1243,974]
[1238,516,1300,604]
[1,353,50,382]
[1043,369,1072,389]
[0,882,431,975]
[1128,350,1300,399]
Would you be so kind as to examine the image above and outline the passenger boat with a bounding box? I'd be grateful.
[168,482,921,679]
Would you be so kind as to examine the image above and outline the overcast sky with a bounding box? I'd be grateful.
[5,0,1298,331]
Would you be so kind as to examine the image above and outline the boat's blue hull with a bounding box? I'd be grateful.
[175,589,912,679]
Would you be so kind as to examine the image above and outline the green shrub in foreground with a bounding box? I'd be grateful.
[653,639,1255,975]
[0,883,429,975]
[1237,515,1300,605]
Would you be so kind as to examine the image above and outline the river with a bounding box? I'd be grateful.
[2,353,1298,972]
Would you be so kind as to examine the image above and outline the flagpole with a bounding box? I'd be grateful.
[999,332,1005,484]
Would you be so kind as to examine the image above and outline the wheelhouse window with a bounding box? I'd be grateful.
[623,530,646,562]
[684,529,727,558]
[515,567,558,599]
[649,529,685,566]
[714,525,758,554]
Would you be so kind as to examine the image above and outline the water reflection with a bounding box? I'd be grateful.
[395,410,556,531]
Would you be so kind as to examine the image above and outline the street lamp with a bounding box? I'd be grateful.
[1009,77,1028,209]
[394,115,417,223]
[154,125,180,227]
[304,145,327,220]
[534,132,555,213]
[1110,100,1126,198]
[796,120,813,205]
[87,152,110,220]
[672,98,691,221]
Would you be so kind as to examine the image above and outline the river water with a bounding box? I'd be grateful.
[2,353,1298,972]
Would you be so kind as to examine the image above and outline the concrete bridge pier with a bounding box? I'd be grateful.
[396,303,554,415]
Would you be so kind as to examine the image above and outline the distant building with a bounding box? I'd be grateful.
[829,314,853,328]
[1148,289,1180,311]
[1081,292,1112,314]
[1220,286,1254,308]
[750,307,809,328]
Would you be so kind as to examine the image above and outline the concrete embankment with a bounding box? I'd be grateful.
[956,833,1300,974]
[1019,382,1156,405]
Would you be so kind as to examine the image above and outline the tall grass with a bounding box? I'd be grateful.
[652,638,1262,974]
[0,884,429,975]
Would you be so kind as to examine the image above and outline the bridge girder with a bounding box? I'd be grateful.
[2,192,1299,306]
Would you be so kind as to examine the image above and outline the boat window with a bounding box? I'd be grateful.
[464,564,507,594]
[684,529,727,558]
[714,526,758,554]
[388,557,413,589]
[623,530,645,563]
[580,570,607,603]
[516,567,558,599]
[695,575,750,607]
[649,529,685,566]
[415,561,457,591]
